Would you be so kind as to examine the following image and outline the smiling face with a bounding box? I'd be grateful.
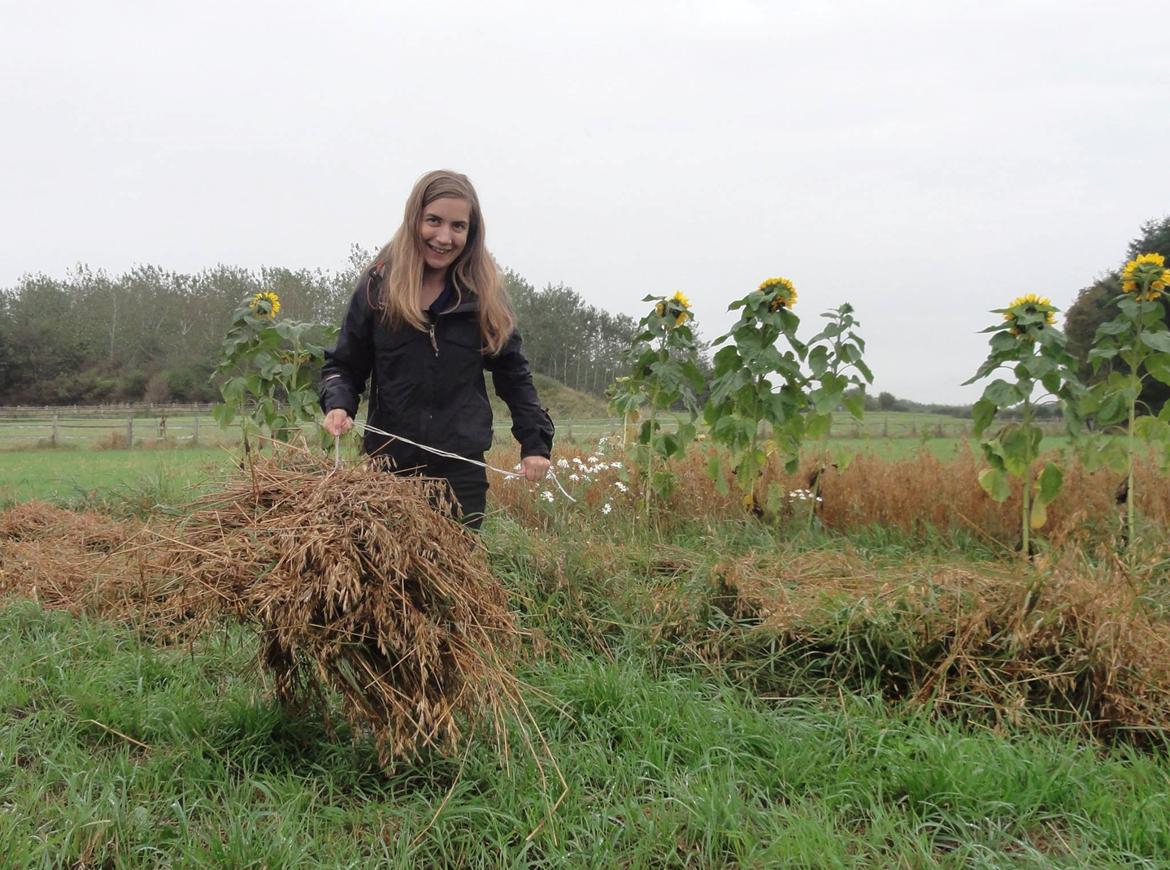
[418,196,471,273]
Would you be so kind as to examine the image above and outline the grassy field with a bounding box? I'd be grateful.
[0,447,233,507]
[3,600,1168,867]
[2,442,1168,866]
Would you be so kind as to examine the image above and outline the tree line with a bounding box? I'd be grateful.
[2,214,1162,409]
[0,251,639,406]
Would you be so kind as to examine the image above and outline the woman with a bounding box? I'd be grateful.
[320,170,553,530]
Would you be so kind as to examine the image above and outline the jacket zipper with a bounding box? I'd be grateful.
[427,322,439,356]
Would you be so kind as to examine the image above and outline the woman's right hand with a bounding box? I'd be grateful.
[323,408,354,437]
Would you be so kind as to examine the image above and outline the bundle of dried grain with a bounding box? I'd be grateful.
[0,501,173,621]
[160,450,522,764]
[712,548,1170,739]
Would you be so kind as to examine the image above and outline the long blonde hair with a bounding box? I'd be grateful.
[370,170,515,355]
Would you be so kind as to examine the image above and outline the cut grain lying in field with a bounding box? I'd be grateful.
[713,549,1170,738]
[159,451,525,766]
[0,501,181,623]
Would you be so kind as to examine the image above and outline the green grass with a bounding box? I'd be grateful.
[2,603,1168,867]
[0,447,234,510]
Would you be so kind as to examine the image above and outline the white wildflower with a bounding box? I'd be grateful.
[540,490,555,503]
[569,474,580,482]
[602,502,612,514]
[557,458,570,469]
[614,481,628,493]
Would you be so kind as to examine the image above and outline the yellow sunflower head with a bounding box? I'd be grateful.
[675,311,689,326]
[1121,252,1167,302]
[654,301,666,317]
[249,291,281,318]
[671,290,691,309]
[1002,293,1056,338]
[759,276,797,311]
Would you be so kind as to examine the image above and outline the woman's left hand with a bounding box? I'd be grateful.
[520,455,551,482]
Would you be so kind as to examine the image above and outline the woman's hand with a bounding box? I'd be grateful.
[520,455,551,482]
[323,408,353,437]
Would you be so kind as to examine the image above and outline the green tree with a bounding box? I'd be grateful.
[1065,215,1170,414]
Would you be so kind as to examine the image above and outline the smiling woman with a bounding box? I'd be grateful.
[320,170,554,530]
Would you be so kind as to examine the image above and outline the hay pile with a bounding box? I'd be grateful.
[0,501,171,620]
[713,550,1170,738]
[161,451,521,763]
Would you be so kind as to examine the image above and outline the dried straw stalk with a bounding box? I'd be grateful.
[161,450,523,765]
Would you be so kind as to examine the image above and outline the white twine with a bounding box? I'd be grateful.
[328,420,577,503]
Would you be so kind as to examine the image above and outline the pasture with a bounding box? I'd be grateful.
[2,430,1169,866]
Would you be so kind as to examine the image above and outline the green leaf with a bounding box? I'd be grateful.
[808,345,829,377]
[1094,319,1130,337]
[1096,392,1128,426]
[1147,355,1170,387]
[1035,463,1063,506]
[708,453,729,495]
[978,467,1010,502]
[1087,346,1119,365]
[972,399,996,436]
[983,379,1021,407]
[842,392,865,420]
[805,413,832,439]
[1134,416,1170,443]
[990,331,1018,353]
[1140,331,1170,353]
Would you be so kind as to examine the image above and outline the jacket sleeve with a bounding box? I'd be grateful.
[485,327,554,458]
[319,274,375,418]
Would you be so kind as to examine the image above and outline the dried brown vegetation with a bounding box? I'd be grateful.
[0,501,168,619]
[159,452,524,764]
[490,439,1169,550]
[0,454,528,766]
[713,548,1170,738]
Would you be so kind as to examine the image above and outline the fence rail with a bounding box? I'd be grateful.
[0,407,614,450]
[0,405,988,452]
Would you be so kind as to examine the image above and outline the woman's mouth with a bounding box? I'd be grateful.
[427,244,453,256]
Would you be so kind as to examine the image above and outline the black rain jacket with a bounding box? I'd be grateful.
[319,268,554,462]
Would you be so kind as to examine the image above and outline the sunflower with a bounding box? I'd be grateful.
[759,276,797,311]
[1002,293,1056,337]
[675,311,689,326]
[671,290,691,309]
[1121,252,1167,302]
[250,291,281,318]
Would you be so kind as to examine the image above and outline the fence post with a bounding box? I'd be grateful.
[193,414,200,446]
[51,413,59,447]
[127,415,134,449]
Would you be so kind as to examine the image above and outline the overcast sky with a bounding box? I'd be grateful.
[2,0,1168,402]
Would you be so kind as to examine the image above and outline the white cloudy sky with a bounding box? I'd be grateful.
[2,0,1168,402]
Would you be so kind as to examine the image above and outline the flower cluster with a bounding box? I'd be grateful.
[515,436,630,515]
[249,291,281,319]
[654,290,693,327]
[759,276,797,311]
[1121,252,1169,302]
[788,488,823,504]
[1002,293,1056,338]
